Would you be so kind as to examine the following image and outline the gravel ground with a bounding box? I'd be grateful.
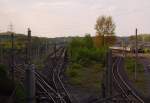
[63,70,101,103]
[63,61,101,103]
[64,83,100,103]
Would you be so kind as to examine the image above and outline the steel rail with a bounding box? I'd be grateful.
[113,56,145,103]
[57,49,72,103]
[14,46,72,103]
[116,57,145,103]
[49,47,72,103]
[35,72,57,95]
[36,71,66,103]
[15,66,59,97]
[45,47,71,103]
[36,79,56,103]
[14,65,57,103]
[52,48,69,103]
[112,57,130,102]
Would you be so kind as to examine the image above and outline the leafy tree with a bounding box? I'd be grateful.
[69,35,108,65]
[83,34,94,48]
[105,36,116,46]
[93,34,103,48]
[95,16,116,46]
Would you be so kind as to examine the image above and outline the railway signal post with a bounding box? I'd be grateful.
[25,28,36,103]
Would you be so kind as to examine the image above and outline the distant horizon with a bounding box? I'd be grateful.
[0,31,150,38]
[0,24,149,38]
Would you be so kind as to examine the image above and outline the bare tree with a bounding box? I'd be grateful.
[95,16,116,46]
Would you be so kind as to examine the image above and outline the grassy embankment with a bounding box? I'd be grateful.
[0,33,52,102]
[0,33,52,69]
[124,57,147,95]
[0,64,25,103]
[65,35,108,92]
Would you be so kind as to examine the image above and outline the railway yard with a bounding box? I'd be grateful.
[0,31,150,103]
[1,0,150,102]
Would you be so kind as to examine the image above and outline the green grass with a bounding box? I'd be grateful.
[125,57,144,72]
[124,57,147,95]
[0,64,26,102]
[66,36,107,92]
[15,83,26,103]
[0,64,15,96]
[66,62,104,92]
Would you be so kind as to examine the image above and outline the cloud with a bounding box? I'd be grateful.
[0,0,150,37]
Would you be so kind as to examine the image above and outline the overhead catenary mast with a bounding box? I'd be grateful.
[8,22,15,81]
[135,28,138,80]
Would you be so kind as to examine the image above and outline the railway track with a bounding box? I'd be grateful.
[14,46,72,103]
[37,47,72,103]
[112,56,145,103]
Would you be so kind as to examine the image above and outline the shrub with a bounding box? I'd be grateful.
[0,64,8,78]
[0,64,14,95]
[66,63,83,77]
[144,48,150,53]
[125,58,144,72]
[15,83,25,103]
[66,35,108,88]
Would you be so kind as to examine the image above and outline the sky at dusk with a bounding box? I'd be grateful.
[0,0,150,37]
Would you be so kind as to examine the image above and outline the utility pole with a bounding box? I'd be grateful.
[27,28,31,65]
[135,28,138,80]
[0,38,2,63]
[124,39,127,58]
[8,23,15,81]
[121,40,125,57]
[25,28,36,103]
[54,42,56,59]
[11,32,14,82]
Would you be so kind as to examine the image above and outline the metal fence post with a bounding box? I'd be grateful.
[108,50,112,96]
[106,50,112,102]
[101,81,106,99]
